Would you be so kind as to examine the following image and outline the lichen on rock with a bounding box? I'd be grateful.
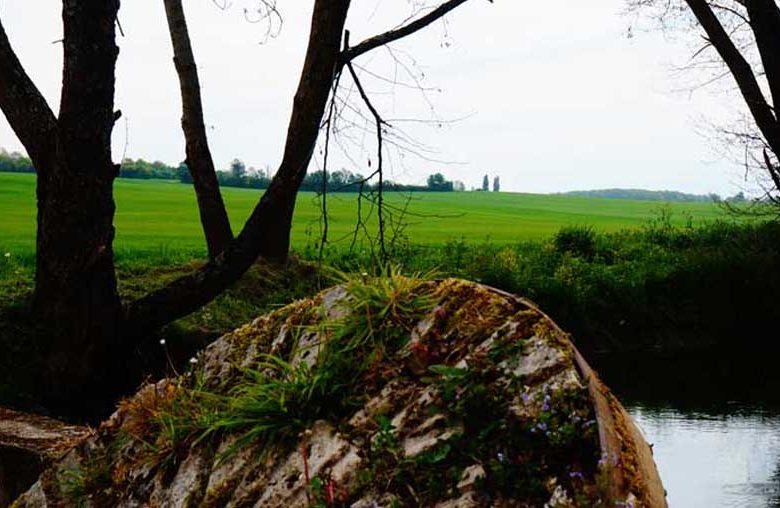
[11,274,665,507]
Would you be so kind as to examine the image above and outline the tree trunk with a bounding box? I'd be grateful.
[163,0,234,257]
[31,0,125,416]
[746,0,780,153]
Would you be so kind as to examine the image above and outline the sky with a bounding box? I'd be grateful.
[0,0,751,195]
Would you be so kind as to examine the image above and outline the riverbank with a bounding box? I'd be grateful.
[2,219,779,412]
[318,218,780,354]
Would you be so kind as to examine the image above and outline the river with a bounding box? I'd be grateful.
[594,350,780,507]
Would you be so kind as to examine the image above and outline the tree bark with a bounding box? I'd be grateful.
[163,0,234,257]
[0,20,60,341]
[31,0,125,414]
[745,0,780,125]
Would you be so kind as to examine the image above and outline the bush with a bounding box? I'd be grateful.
[553,225,596,259]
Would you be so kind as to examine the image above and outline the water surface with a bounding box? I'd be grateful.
[594,351,780,507]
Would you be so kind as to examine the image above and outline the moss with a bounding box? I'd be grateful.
[201,474,242,507]
[48,442,119,508]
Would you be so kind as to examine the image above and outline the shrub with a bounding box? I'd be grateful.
[553,225,597,259]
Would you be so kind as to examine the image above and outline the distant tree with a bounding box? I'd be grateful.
[229,158,247,179]
[493,176,500,192]
[728,191,746,203]
[178,162,193,184]
[0,148,34,173]
[453,180,466,192]
[427,172,446,188]
[482,174,489,192]
[428,173,452,192]
[426,172,453,191]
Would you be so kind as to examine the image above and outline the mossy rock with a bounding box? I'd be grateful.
[11,277,666,507]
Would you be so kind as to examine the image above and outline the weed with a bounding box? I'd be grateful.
[118,267,436,469]
[53,441,120,508]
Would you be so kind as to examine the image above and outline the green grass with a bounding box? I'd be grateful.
[0,172,772,355]
[0,172,731,257]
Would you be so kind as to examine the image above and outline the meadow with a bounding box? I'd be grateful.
[2,170,774,353]
[0,172,729,258]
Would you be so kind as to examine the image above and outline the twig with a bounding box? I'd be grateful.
[345,41,390,262]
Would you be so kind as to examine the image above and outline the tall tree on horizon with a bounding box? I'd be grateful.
[482,174,489,192]
[493,175,500,192]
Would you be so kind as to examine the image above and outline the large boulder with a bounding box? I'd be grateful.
[12,277,666,507]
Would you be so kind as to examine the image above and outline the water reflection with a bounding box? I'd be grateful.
[631,407,780,507]
[593,350,780,507]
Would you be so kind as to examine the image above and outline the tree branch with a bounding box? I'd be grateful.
[0,17,58,172]
[709,2,748,24]
[685,0,780,153]
[763,148,780,192]
[318,70,343,263]
[163,0,234,257]
[346,59,388,261]
[341,0,478,63]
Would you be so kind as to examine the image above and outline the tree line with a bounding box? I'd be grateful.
[0,150,462,193]
[0,148,33,173]
[559,188,720,203]
[0,149,181,180]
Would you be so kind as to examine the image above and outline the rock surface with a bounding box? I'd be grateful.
[11,277,666,507]
[0,407,89,508]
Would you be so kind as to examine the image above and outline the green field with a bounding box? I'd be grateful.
[0,172,730,256]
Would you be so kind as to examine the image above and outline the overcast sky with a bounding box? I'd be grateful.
[0,0,750,195]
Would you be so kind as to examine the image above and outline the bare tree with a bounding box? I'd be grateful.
[0,0,486,414]
[629,0,780,203]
